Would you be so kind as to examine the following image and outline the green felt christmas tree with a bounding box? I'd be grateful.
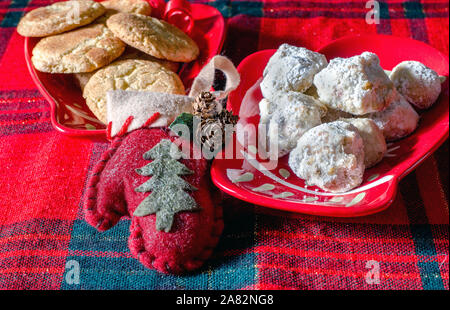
[134,139,199,232]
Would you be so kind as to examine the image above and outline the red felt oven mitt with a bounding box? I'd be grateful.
[83,55,240,274]
[84,126,223,274]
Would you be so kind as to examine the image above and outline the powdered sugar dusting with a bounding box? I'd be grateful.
[314,52,395,115]
[288,121,365,193]
[390,60,441,109]
[260,44,328,101]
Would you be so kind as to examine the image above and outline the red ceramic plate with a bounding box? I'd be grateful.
[211,34,449,217]
[24,0,225,138]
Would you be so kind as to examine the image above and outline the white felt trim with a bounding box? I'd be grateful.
[189,56,241,99]
[106,90,193,137]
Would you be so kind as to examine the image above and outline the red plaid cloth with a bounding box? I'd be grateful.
[0,0,448,290]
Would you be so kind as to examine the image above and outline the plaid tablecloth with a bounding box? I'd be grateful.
[0,0,448,290]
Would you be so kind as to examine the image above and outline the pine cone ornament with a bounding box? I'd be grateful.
[192,91,219,118]
[194,110,239,154]
[194,118,224,153]
[217,109,239,127]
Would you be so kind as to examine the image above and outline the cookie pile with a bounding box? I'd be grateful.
[260,44,443,193]
[18,0,200,124]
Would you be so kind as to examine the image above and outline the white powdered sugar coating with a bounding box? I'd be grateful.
[389,60,441,109]
[288,121,365,193]
[364,90,419,141]
[313,52,396,115]
[260,44,328,101]
[339,118,386,168]
[259,91,326,158]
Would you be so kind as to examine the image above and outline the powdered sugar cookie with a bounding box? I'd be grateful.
[314,52,396,115]
[364,90,419,141]
[389,61,441,109]
[321,106,353,123]
[339,118,386,168]
[260,44,328,101]
[259,91,326,157]
[288,121,365,193]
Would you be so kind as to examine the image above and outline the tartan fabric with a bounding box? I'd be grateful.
[0,0,448,290]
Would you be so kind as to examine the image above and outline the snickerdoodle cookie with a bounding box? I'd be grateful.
[106,13,199,62]
[17,0,105,37]
[32,23,125,73]
[83,59,186,123]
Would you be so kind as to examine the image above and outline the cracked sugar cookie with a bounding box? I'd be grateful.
[364,90,419,141]
[107,13,199,62]
[31,23,125,73]
[314,52,396,115]
[95,0,152,24]
[259,92,326,158]
[74,46,179,91]
[260,44,328,101]
[339,118,387,168]
[102,0,151,15]
[18,0,105,37]
[288,121,365,193]
[83,59,185,124]
[390,61,442,109]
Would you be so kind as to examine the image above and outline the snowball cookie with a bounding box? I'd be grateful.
[364,90,419,141]
[304,85,319,99]
[260,44,328,101]
[339,118,386,168]
[321,107,353,123]
[314,52,396,115]
[389,61,442,109]
[289,121,365,193]
[259,92,326,157]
